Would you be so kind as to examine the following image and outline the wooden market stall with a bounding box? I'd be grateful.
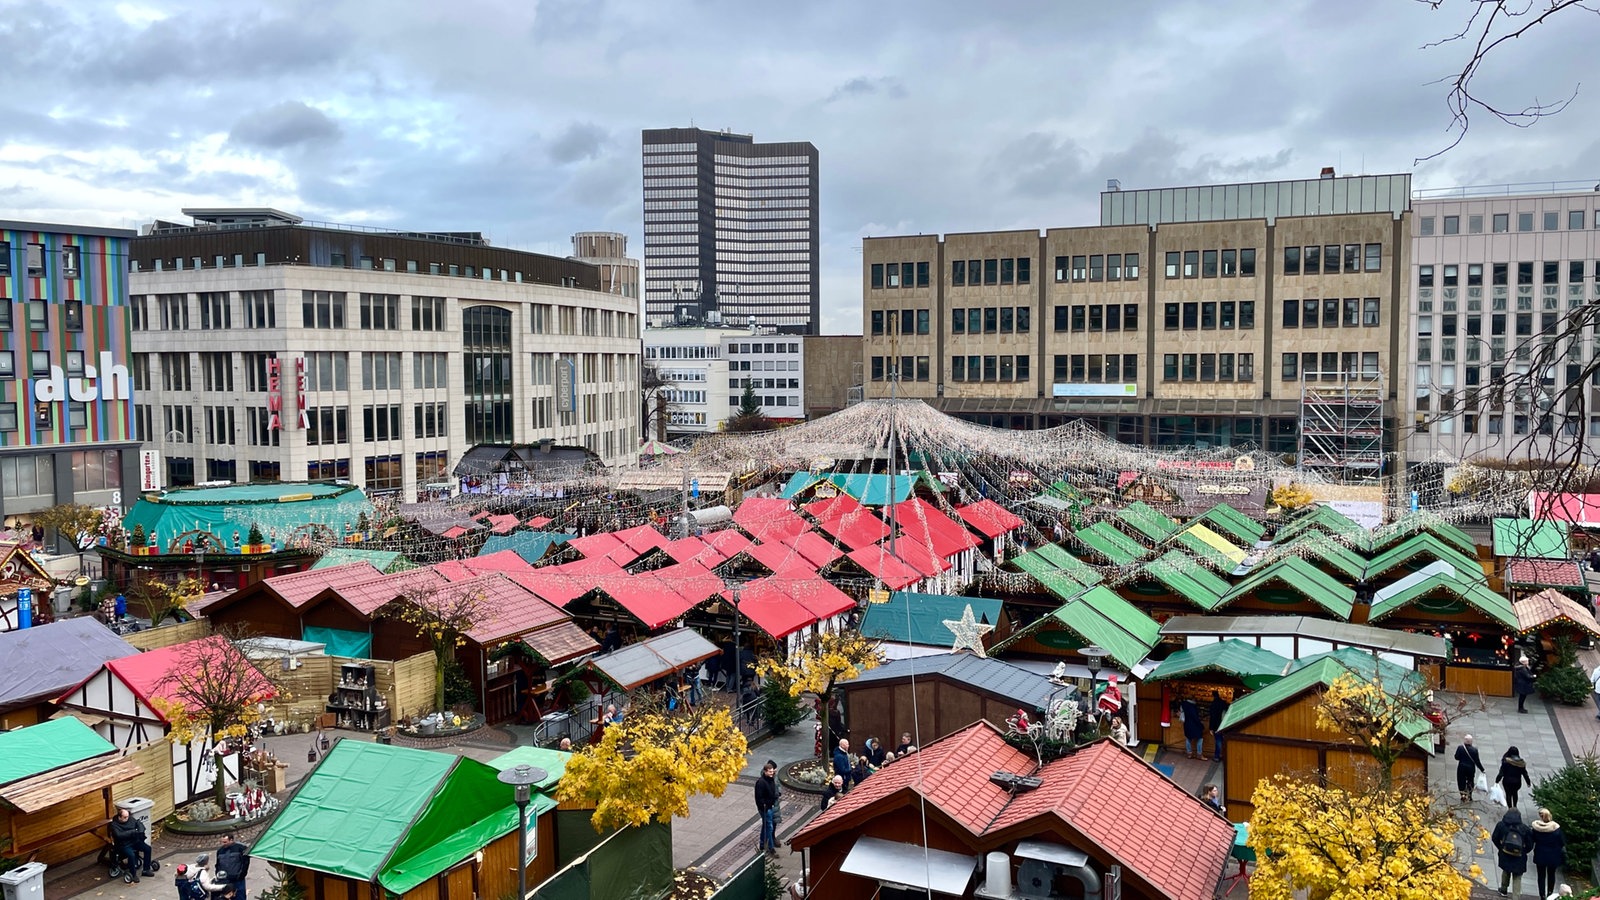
[1211,556,1355,621]
[1365,560,1519,696]
[1139,639,1288,750]
[1514,589,1600,664]
[0,717,143,865]
[255,741,553,900]
[1216,651,1434,821]
[838,653,1062,749]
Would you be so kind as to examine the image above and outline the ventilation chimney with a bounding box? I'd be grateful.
[1320,166,1336,179]
[1106,178,1121,192]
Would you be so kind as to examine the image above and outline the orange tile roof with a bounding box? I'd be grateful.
[1515,587,1600,637]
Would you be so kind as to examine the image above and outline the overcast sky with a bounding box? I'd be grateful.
[2,0,1597,333]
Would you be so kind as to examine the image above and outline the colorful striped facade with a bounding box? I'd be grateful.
[0,221,139,522]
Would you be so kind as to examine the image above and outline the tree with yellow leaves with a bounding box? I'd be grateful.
[1270,482,1315,511]
[378,585,482,713]
[557,699,748,831]
[128,574,207,626]
[1316,671,1439,791]
[151,633,279,805]
[1248,773,1474,900]
[754,630,883,757]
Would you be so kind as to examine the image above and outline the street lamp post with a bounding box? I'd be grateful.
[497,764,547,900]
[1079,645,1109,706]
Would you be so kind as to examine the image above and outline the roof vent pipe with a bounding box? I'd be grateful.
[984,853,1012,896]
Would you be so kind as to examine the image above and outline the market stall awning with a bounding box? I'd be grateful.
[1363,533,1486,584]
[1137,551,1232,611]
[740,542,821,577]
[954,498,1023,538]
[736,580,818,640]
[1275,504,1369,549]
[1505,557,1587,590]
[888,498,981,557]
[517,621,601,665]
[1493,517,1571,560]
[1531,491,1600,527]
[733,497,810,541]
[1514,588,1600,638]
[1073,521,1150,566]
[1115,501,1181,543]
[1372,513,1478,557]
[1367,561,1517,630]
[843,545,923,591]
[1266,530,1368,582]
[1142,639,1288,690]
[776,531,846,568]
[1191,502,1266,546]
[0,717,134,806]
[1024,585,1161,670]
[478,531,572,564]
[1175,524,1247,570]
[586,628,719,691]
[1220,655,1432,754]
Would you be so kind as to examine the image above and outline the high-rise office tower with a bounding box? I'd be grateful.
[642,127,819,335]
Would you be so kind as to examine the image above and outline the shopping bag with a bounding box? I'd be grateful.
[1475,771,1489,791]
[1488,784,1507,807]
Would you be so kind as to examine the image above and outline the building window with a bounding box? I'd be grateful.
[305,351,349,391]
[1364,243,1381,272]
[1126,253,1141,279]
[302,291,346,329]
[0,300,11,331]
[199,352,233,392]
[363,404,402,442]
[1283,246,1300,275]
[360,294,401,330]
[1419,217,1435,236]
[0,352,11,379]
[243,291,275,329]
[462,306,514,443]
[1518,212,1534,232]
[1281,300,1299,328]
[305,406,350,445]
[25,243,44,277]
[952,260,966,286]
[1165,252,1180,279]
[362,352,403,390]
[1493,213,1509,233]
[27,300,47,332]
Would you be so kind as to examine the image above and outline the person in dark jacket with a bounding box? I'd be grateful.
[110,807,154,881]
[819,775,844,811]
[895,732,913,756]
[1455,734,1485,802]
[1207,691,1229,761]
[1180,697,1205,759]
[215,833,249,900]
[1513,655,1537,713]
[754,760,780,854]
[864,737,886,767]
[1492,808,1533,896]
[832,739,852,790]
[1530,807,1567,899]
[1496,746,1530,808]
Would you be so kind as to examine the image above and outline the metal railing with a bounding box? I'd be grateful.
[1414,180,1600,200]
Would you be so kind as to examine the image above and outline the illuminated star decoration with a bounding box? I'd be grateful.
[943,603,994,656]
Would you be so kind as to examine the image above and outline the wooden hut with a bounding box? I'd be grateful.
[0,717,143,865]
[0,542,58,632]
[255,741,554,900]
[838,654,1060,749]
[1216,651,1433,820]
[1365,560,1518,695]
[1139,639,1287,750]
[0,618,137,730]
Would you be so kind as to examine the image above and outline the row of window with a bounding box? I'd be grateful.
[0,451,118,497]
[0,400,95,432]
[952,257,1031,287]
[130,251,581,289]
[1161,249,1258,279]
[869,261,931,289]
[871,309,933,335]
[1279,352,1382,381]
[130,292,634,338]
[950,307,1031,335]
[1281,244,1383,276]
[0,298,84,332]
[1419,209,1600,235]
[870,356,932,382]
[726,341,801,354]
[1159,353,1257,382]
[1056,354,1140,383]
[950,355,1031,382]
[726,394,801,407]
[1420,261,1600,287]
[1054,253,1143,283]
[1279,298,1383,328]
[0,243,81,280]
[1161,301,1260,331]
[1056,304,1141,333]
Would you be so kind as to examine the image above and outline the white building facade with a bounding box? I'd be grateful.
[1408,187,1600,468]
[644,324,806,435]
[128,212,642,500]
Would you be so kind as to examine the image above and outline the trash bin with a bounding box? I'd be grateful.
[0,862,47,900]
[116,796,155,837]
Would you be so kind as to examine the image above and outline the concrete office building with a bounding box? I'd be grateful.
[128,210,641,500]
[642,127,819,334]
[0,221,139,522]
[1407,186,1600,470]
[571,231,640,302]
[862,173,1412,466]
[643,323,806,436]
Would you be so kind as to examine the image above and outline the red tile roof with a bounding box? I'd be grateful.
[422,574,576,646]
[955,499,1025,539]
[793,723,1235,900]
[335,567,453,615]
[87,637,275,720]
[1505,557,1586,588]
[844,545,923,591]
[254,562,383,610]
[814,507,893,550]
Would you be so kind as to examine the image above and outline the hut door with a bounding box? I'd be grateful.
[441,861,475,900]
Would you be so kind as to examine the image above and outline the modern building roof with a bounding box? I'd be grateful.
[1142,639,1288,689]
[1492,517,1571,560]
[791,722,1236,900]
[0,617,138,711]
[859,593,1004,648]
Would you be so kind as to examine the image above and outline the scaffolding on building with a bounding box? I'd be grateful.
[1297,372,1385,479]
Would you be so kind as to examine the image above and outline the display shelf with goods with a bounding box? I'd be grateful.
[325,663,391,732]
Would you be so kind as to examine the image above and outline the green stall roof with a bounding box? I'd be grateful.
[860,592,1005,647]
[1492,517,1571,560]
[1267,531,1367,582]
[1143,639,1288,690]
[1033,544,1104,586]
[1218,556,1355,620]
[1073,521,1150,567]
[1173,526,1245,571]
[1373,514,1477,557]
[1219,655,1432,754]
[1364,533,1486,584]
[488,747,571,792]
[1275,504,1368,549]
[1367,561,1517,630]
[1115,501,1181,543]
[255,741,520,894]
[0,717,117,786]
[1192,502,1266,546]
[1139,551,1233,611]
[1046,585,1161,671]
[313,548,416,573]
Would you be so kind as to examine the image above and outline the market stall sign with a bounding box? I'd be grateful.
[1034,629,1086,650]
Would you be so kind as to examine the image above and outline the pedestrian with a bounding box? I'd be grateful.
[1589,662,1600,720]
[1455,734,1485,802]
[832,739,852,789]
[1514,655,1537,714]
[754,760,779,855]
[1496,746,1530,808]
[852,753,873,786]
[1198,783,1224,814]
[1181,697,1206,760]
[864,737,885,767]
[1208,690,1229,761]
[110,807,155,882]
[820,775,844,811]
[1530,808,1566,900]
[216,832,250,900]
[557,737,572,751]
[1492,808,1533,896]
[895,732,913,756]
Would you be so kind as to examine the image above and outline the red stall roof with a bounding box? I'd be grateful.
[814,508,893,550]
[844,546,923,591]
[955,499,1025,539]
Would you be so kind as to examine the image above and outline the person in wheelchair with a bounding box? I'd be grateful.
[110,807,156,882]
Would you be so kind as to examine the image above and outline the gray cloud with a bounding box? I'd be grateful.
[548,122,609,164]
[230,102,342,150]
[825,77,907,103]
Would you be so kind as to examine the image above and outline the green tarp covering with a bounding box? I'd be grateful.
[1144,639,1288,690]
[1116,501,1181,543]
[859,592,1005,647]
[1140,551,1232,611]
[0,717,116,785]
[1194,502,1266,545]
[255,741,520,894]
[313,548,415,573]
[302,626,373,660]
[122,483,373,550]
[1492,517,1571,560]
[533,821,673,900]
[488,747,572,791]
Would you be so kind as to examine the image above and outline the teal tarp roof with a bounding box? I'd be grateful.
[1492,517,1571,560]
[479,531,575,564]
[255,741,520,894]
[780,471,940,505]
[123,482,374,550]
[860,592,1005,647]
[313,548,415,573]
[1143,639,1288,690]
[0,717,117,785]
